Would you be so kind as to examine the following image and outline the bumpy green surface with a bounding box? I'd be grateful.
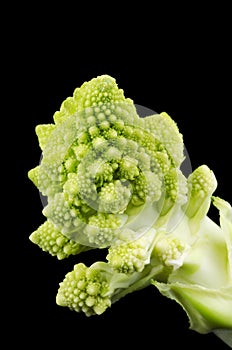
[29,74,185,248]
[28,75,232,348]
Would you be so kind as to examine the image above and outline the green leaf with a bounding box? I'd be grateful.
[152,281,232,334]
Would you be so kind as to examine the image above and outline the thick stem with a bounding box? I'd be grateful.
[111,264,164,304]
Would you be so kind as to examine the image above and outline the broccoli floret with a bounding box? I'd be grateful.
[56,262,112,316]
[152,232,189,270]
[185,164,217,219]
[28,74,232,348]
[29,220,91,259]
[56,260,163,317]
[83,213,126,248]
[139,111,184,167]
[106,228,157,273]
[29,74,185,249]
[35,124,56,151]
[53,75,135,125]
[97,180,132,214]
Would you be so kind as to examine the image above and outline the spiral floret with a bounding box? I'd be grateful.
[29,220,90,259]
[153,233,189,270]
[107,228,157,273]
[56,262,112,316]
[28,74,186,250]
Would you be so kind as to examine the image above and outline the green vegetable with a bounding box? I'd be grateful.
[28,74,232,348]
[56,260,163,317]
[29,220,92,260]
[28,74,186,248]
[152,196,232,347]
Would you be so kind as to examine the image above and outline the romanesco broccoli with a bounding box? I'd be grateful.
[56,260,163,317]
[28,74,232,348]
[29,220,92,260]
[29,74,186,248]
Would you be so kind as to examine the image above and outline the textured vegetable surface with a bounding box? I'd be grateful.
[28,75,232,348]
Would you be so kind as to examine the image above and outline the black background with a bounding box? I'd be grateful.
[10,5,231,349]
